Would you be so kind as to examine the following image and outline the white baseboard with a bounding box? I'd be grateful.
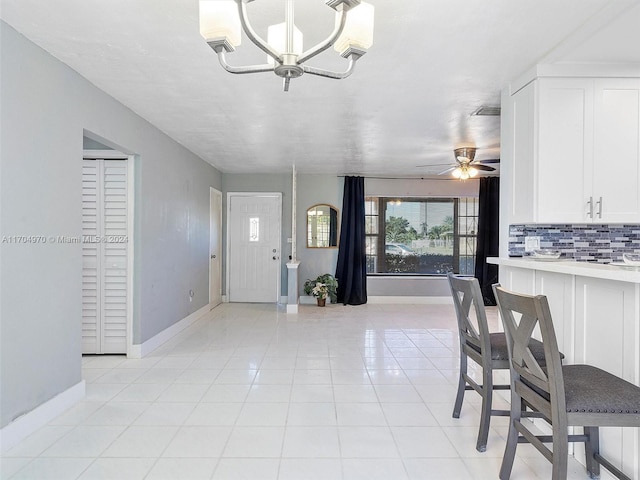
[0,380,85,453]
[368,296,452,304]
[286,304,299,314]
[300,295,451,305]
[128,304,210,359]
[222,295,228,303]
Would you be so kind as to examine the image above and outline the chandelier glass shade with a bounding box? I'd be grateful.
[199,0,375,91]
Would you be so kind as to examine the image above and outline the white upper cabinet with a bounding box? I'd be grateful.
[592,78,640,223]
[537,78,594,223]
[509,81,536,224]
[509,76,640,223]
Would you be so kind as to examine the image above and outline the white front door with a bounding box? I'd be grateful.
[228,193,281,303]
[209,188,222,308]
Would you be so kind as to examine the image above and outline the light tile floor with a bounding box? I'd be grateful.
[2,303,593,479]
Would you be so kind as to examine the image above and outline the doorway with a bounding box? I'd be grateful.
[227,193,282,303]
[209,188,222,308]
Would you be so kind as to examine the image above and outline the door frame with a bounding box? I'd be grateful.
[209,187,223,308]
[226,192,282,303]
[82,149,135,356]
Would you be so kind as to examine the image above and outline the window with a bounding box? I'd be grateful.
[249,217,260,242]
[457,197,478,275]
[365,197,478,275]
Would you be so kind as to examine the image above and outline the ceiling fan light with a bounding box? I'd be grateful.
[199,0,242,47]
[452,167,463,179]
[333,2,374,54]
[469,167,479,177]
[267,22,303,65]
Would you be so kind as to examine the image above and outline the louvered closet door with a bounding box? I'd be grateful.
[82,158,128,354]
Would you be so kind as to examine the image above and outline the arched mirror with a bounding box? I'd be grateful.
[307,204,339,248]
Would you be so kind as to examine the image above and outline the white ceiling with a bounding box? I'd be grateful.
[2,0,639,176]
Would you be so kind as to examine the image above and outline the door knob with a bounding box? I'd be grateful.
[211,254,216,259]
[273,256,279,260]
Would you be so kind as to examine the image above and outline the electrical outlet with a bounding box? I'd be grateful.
[524,236,541,252]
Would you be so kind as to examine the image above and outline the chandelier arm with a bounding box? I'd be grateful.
[297,8,349,64]
[215,49,275,75]
[301,55,359,80]
[236,0,282,64]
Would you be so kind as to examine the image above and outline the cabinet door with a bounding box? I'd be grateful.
[574,277,639,476]
[537,78,594,223]
[497,266,535,336]
[535,271,574,363]
[593,78,640,223]
[499,266,535,294]
[510,82,536,223]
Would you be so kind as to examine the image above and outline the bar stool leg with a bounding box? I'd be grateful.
[452,351,467,419]
[499,393,520,480]
[551,426,569,480]
[476,366,493,452]
[584,426,600,479]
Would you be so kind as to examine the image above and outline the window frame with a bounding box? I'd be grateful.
[365,196,478,276]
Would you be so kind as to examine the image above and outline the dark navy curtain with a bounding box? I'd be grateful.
[474,177,500,305]
[335,176,367,305]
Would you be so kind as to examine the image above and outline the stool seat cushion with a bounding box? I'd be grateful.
[564,364,640,414]
[467,333,547,362]
[468,333,564,363]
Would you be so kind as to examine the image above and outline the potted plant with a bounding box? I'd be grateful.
[304,273,338,307]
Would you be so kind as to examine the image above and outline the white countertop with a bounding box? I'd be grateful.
[487,257,640,283]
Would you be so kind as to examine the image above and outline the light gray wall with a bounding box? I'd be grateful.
[296,175,343,289]
[82,137,112,150]
[367,276,451,296]
[0,22,221,428]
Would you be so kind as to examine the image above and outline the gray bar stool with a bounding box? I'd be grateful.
[447,274,548,452]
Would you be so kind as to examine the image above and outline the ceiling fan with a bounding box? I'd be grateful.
[417,147,500,179]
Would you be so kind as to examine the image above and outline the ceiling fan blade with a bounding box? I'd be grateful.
[472,164,496,172]
[438,166,456,175]
[476,158,500,164]
[415,163,456,168]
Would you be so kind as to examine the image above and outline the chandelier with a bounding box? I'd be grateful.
[199,0,375,91]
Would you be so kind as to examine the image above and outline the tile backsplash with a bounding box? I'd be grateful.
[509,224,640,263]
